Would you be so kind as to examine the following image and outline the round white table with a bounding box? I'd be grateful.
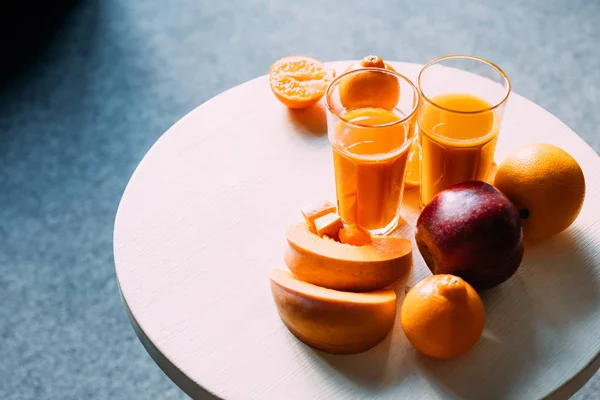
[114,61,600,400]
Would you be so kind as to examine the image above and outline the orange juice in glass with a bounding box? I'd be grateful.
[325,68,419,235]
[417,55,511,205]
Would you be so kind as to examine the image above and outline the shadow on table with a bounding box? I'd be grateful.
[415,274,537,399]
[286,101,328,138]
[311,328,418,395]
[314,334,394,389]
[417,227,598,399]
[308,272,413,393]
[523,227,598,327]
[0,0,98,150]
[305,227,598,399]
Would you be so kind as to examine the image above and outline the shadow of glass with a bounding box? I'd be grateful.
[312,333,394,389]
[287,101,328,138]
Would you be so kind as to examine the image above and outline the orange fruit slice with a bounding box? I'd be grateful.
[494,143,585,241]
[269,56,334,109]
[404,140,421,189]
[401,274,485,360]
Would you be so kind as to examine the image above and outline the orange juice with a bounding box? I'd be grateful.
[419,93,499,205]
[331,107,412,232]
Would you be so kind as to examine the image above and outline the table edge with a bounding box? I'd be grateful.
[113,61,600,400]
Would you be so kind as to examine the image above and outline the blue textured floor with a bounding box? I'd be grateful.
[0,0,598,398]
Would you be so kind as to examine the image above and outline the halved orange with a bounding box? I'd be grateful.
[269,56,334,109]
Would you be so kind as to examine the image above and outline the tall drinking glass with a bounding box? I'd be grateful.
[325,68,419,235]
[417,55,511,205]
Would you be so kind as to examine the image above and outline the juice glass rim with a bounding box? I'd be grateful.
[325,67,420,128]
[417,54,511,115]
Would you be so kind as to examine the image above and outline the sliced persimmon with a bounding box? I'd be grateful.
[270,269,396,354]
[284,222,412,292]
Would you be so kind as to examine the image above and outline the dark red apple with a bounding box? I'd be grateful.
[415,181,524,290]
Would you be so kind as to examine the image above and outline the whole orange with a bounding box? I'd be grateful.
[401,275,485,360]
[269,56,334,109]
[339,55,400,110]
[494,143,585,241]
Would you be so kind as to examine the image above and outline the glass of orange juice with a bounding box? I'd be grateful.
[325,68,419,235]
[417,55,511,206]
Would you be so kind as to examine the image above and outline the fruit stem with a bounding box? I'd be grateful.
[361,55,384,68]
[438,276,467,300]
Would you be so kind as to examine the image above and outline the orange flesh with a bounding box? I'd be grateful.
[269,56,332,109]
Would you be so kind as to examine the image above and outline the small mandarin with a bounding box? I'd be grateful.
[401,274,485,360]
[339,55,400,111]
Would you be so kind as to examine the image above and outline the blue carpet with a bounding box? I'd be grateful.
[0,0,598,398]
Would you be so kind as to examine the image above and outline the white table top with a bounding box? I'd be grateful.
[114,61,600,399]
